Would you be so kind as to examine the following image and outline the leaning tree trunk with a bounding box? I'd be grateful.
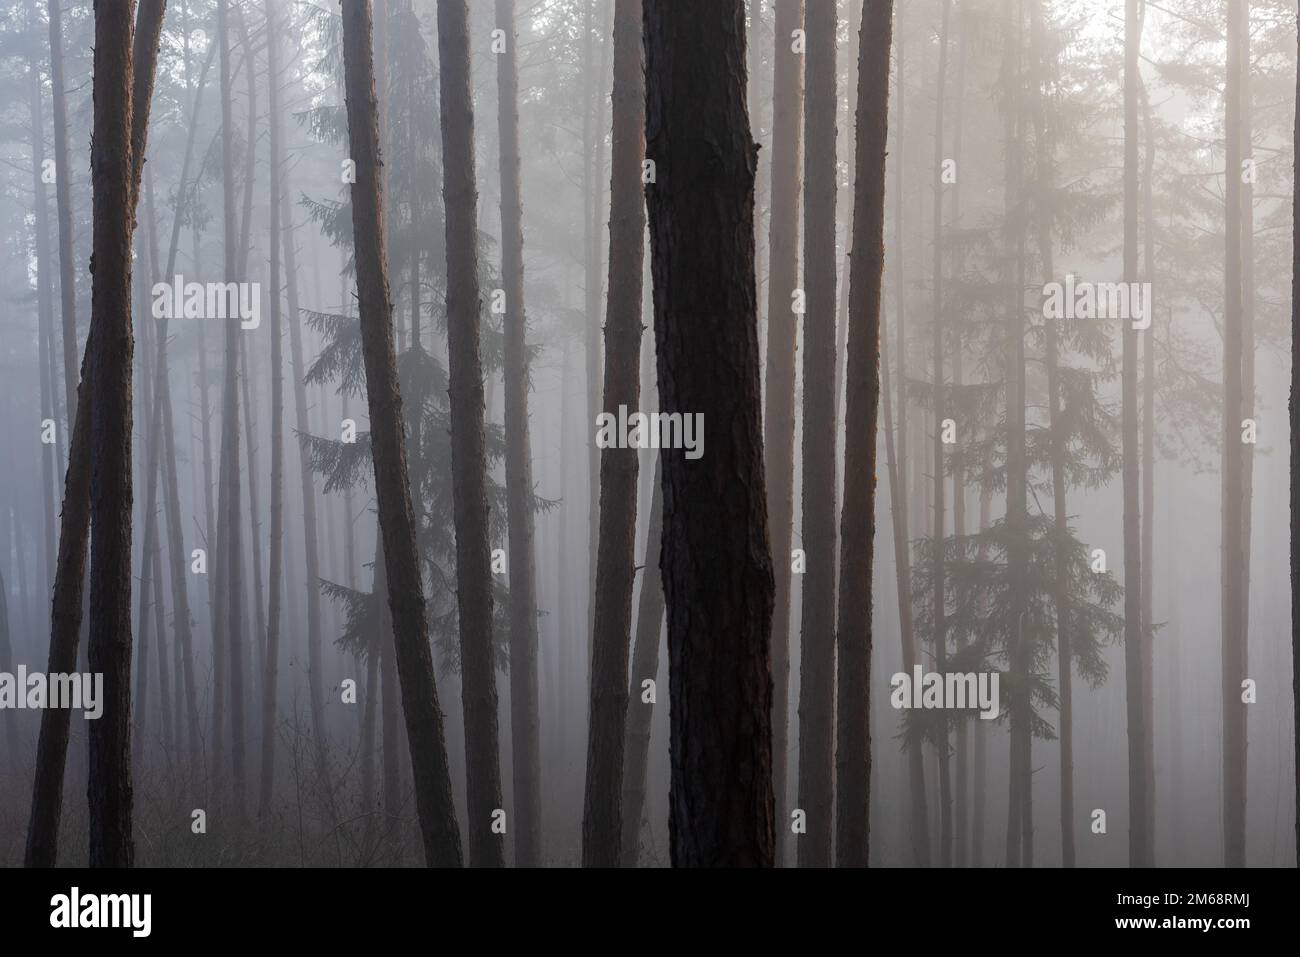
[643,0,776,868]
[834,0,894,869]
[339,0,463,869]
[582,0,646,869]
[27,0,168,869]
[1221,0,1247,869]
[435,0,506,869]
[85,0,140,869]
[494,0,542,868]
[619,454,665,867]
[762,0,803,867]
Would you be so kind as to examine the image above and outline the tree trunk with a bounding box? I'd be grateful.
[929,0,953,869]
[762,0,802,867]
[1221,0,1247,869]
[582,0,646,869]
[794,0,837,870]
[494,0,542,868]
[643,0,775,868]
[834,0,893,869]
[619,455,665,867]
[259,0,287,817]
[85,0,140,869]
[340,0,463,868]
[434,0,506,869]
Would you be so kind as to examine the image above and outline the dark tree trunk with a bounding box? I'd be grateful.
[435,0,506,869]
[582,0,646,870]
[762,0,803,867]
[340,0,464,868]
[494,0,542,868]
[619,455,664,868]
[643,0,776,868]
[0,564,15,768]
[27,0,168,869]
[1221,0,1247,869]
[834,0,894,869]
[85,0,140,869]
[795,0,837,869]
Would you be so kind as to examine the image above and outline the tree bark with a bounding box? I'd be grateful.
[834,0,893,869]
[795,0,837,869]
[85,0,139,869]
[762,0,803,867]
[434,0,506,869]
[619,455,664,867]
[582,0,646,869]
[340,0,463,868]
[643,0,776,868]
[494,0,542,868]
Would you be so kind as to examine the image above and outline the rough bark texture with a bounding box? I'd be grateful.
[762,0,803,866]
[834,0,893,869]
[619,455,664,867]
[435,0,505,869]
[643,0,776,868]
[86,0,138,869]
[582,0,646,869]
[340,0,463,868]
[795,0,837,869]
[494,0,542,868]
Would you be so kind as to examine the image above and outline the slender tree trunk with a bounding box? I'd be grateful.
[929,0,953,870]
[763,0,803,867]
[1031,0,1073,869]
[27,0,168,869]
[434,0,506,869]
[643,0,775,868]
[582,0,646,869]
[259,0,287,817]
[1221,0,1247,869]
[1139,67,1158,863]
[85,0,140,869]
[619,455,664,867]
[834,0,893,869]
[794,0,837,870]
[493,0,542,868]
[340,0,463,868]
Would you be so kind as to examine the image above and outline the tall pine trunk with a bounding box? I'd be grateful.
[1221,0,1247,868]
[763,0,802,866]
[643,0,775,868]
[795,0,837,869]
[834,0,894,869]
[582,0,646,869]
[435,0,506,869]
[494,0,542,868]
[340,0,463,868]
